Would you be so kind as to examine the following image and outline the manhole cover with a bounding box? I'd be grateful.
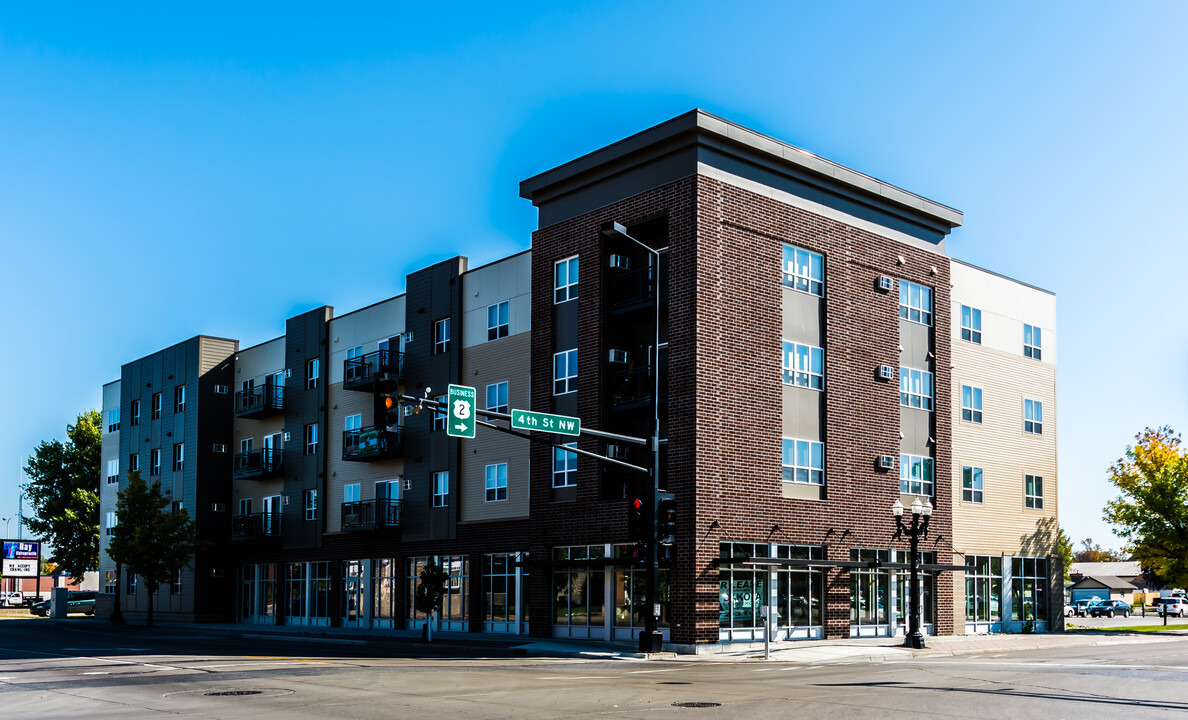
[204,691,263,697]
[673,702,721,708]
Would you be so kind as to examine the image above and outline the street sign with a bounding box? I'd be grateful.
[446,384,476,438]
[510,409,581,436]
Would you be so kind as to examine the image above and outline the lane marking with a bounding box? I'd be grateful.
[185,661,311,670]
[536,675,617,680]
[0,646,181,671]
[626,668,684,674]
[80,672,111,675]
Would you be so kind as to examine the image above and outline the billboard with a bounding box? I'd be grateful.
[2,540,40,578]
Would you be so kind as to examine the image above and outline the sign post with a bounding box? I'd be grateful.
[446,384,476,439]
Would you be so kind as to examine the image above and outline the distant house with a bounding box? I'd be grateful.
[1069,575,1137,604]
[1070,561,1157,592]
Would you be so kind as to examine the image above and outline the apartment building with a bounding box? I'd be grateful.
[97,109,1058,644]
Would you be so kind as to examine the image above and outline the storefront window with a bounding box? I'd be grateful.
[373,558,397,623]
[612,545,670,628]
[483,553,516,623]
[965,555,1002,622]
[1012,557,1048,621]
[553,545,604,627]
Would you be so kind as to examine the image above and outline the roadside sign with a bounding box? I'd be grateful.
[510,409,581,436]
[2,540,39,578]
[447,384,476,439]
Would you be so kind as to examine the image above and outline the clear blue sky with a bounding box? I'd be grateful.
[1,3,1184,551]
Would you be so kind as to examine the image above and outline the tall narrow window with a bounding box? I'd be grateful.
[781,244,824,296]
[781,341,824,389]
[1024,399,1043,435]
[305,423,319,455]
[961,385,983,423]
[344,483,360,504]
[105,511,117,536]
[899,454,934,496]
[553,349,577,395]
[433,471,449,507]
[151,393,162,420]
[781,438,824,485]
[899,367,934,410]
[129,452,140,474]
[553,444,577,488]
[487,301,509,341]
[432,394,447,431]
[107,408,120,432]
[485,463,508,502]
[344,413,362,432]
[106,458,119,485]
[962,466,984,503]
[434,318,451,355]
[174,386,185,413]
[130,399,140,426]
[304,489,318,521]
[150,449,161,476]
[554,256,579,303]
[899,280,933,325]
[306,358,320,389]
[1025,474,1044,509]
[1024,324,1042,360]
[961,305,982,344]
[173,443,184,472]
[486,381,509,415]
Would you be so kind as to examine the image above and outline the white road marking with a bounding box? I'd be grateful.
[536,675,616,680]
[80,672,111,675]
[626,668,684,674]
[902,660,1188,671]
[185,661,310,670]
[0,646,180,671]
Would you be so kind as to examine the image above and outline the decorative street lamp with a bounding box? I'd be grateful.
[893,496,932,649]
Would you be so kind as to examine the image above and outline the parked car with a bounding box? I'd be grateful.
[1087,600,1131,618]
[28,590,96,617]
[1155,597,1188,617]
[1068,599,1097,617]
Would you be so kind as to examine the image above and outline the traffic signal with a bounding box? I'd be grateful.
[377,392,400,431]
[656,491,676,545]
[628,496,646,543]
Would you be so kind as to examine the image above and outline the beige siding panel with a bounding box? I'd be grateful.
[198,337,237,375]
[461,252,532,350]
[323,381,405,534]
[326,296,405,385]
[950,261,1057,364]
[460,333,531,522]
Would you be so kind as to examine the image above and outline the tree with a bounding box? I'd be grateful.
[22,410,101,580]
[1056,526,1074,582]
[414,561,448,642]
[1104,426,1188,589]
[106,471,198,627]
[1073,538,1123,563]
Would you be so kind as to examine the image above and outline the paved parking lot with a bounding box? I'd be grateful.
[1064,612,1188,629]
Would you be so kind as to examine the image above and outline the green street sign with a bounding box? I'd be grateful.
[447,384,476,439]
[510,408,581,436]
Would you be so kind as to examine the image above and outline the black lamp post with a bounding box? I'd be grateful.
[893,496,931,649]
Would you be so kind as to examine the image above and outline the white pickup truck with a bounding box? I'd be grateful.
[1,592,40,607]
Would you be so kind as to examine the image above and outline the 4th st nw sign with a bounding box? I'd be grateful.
[510,409,581,436]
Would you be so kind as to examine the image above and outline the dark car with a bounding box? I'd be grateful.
[1087,599,1131,618]
[28,590,96,617]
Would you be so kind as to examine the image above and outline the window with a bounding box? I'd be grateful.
[899,367,934,410]
[553,443,577,488]
[1012,557,1048,621]
[432,394,447,431]
[130,399,140,426]
[173,443,184,472]
[1025,474,1044,509]
[240,437,253,454]
[174,385,185,413]
[306,358,320,389]
[781,244,824,296]
[127,572,136,596]
[105,511,117,537]
[965,556,1002,622]
[150,449,161,476]
[899,454,934,496]
[781,341,824,390]
[555,256,579,303]
[151,393,162,420]
[487,301,509,341]
[171,500,183,513]
[433,471,449,507]
[344,483,360,504]
[1024,399,1043,435]
[781,438,824,485]
[961,385,983,423]
[962,466,984,503]
[129,452,139,474]
[485,463,508,502]
[304,489,318,521]
[104,570,117,595]
[106,458,119,485]
[344,413,362,432]
[238,498,252,517]
[1023,324,1042,360]
[486,381,508,415]
[107,408,120,432]
[346,345,363,361]
[961,305,982,344]
[171,568,182,595]
[899,280,933,325]
[304,423,319,455]
[553,349,577,395]
[434,318,451,355]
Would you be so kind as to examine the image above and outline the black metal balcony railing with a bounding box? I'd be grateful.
[234,384,285,418]
[233,448,284,480]
[342,426,402,461]
[609,266,669,312]
[343,349,405,391]
[341,499,401,531]
[232,512,282,539]
[609,366,669,410]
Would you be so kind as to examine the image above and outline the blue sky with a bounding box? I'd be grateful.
[1,3,1184,550]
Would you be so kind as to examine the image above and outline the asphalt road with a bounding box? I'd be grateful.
[2,621,1187,719]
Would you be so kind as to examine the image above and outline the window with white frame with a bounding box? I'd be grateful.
[305,423,319,455]
[174,385,185,413]
[961,385,983,423]
[553,443,577,488]
[434,318,451,355]
[486,381,509,415]
[899,454,934,496]
[151,392,162,419]
[130,399,140,426]
[485,463,508,502]
[346,345,363,361]
[107,407,120,432]
[106,458,119,485]
[961,305,982,344]
[487,301,509,341]
[304,489,318,521]
[1025,474,1044,509]
[105,511,117,536]
[173,443,184,472]
[240,437,253,454]
[962,466,984,503]
[781,244,824,296]
[129,452,139,474]
[433,394,447,431]
[239,498,252,516]
[344,483,360,504]
[150,448,161,476]
[306,358,320,389]
[899,280,933,325]
[781,341,824,390]
[345,413,362,432]
[555,256,579,303]
[553,349,577,395]
[899,367,934,410]
[1023,324,1042,360]
[433,471,449,507]
[104,570,117,594]
[1024,399,1043,434]
[781,437,824,485]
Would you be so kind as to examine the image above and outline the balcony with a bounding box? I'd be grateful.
[233,448,284,480]
[234,384,284,419]
[232,512,282,540]
[342,426,402,462]
[609,366,668,411]
[608,266,668,314]
[341,499,401,532]
[343,349,405,392]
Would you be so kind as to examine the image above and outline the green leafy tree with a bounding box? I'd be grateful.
[1104,426,1188,588]
[1056,526,1074,582]
[106,471,198,627]
[22,410,101,580]
[414,561,449,642]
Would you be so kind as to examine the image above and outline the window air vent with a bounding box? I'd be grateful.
[284,368,292,378]
[210,568,225,578]
[608,254,630,270]
[211,503,226,512]
[608,349,630,364]
[877,365,894,381]
[283,431,291,442]
[877,276,894,292]
[607,444,629,460]
[214,384,229,394]
[402,331,414,344]
[213,443,227,453]
[877,455,896,470]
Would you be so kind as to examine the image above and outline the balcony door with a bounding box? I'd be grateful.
[263,495,281,536]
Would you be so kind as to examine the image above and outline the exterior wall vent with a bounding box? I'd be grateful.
[284,368,292,378]
[877,276,894,292]
[211,503,226,512]
[877,455,896,470]
[608,349,630,364]
[213,443,227,453]
[402,331,414,344]
[283,431,291,442]
[210,568,224,578]
[877,365,894,380]
[608,254,630,270]
[214,384,229,394]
